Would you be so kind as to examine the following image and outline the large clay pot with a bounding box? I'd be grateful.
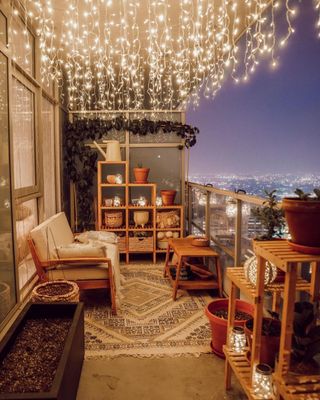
[282,198,320,254]
[134,211,149,228]
[133,168,150,183]
[205,299,254,358]
[244,317,281,368]
[160,190,177,206]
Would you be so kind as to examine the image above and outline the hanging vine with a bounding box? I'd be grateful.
[64,116,199,230]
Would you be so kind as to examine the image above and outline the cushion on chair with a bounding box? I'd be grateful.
[55,243,107,259]
[30,212,74,261]
[47,264,108,280]
[75,231,118,244]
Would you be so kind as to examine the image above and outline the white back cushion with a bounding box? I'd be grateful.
[30,212,74,261]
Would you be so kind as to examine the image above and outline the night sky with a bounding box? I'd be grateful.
[187,3,320,175]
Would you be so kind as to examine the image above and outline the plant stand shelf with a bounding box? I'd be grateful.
[224,240,320,400]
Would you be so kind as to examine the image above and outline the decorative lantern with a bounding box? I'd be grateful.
[253,364,274,399]
[156,196,163,206]
[138,196,147,206]
[244,253,277,287]
[229,326,246,353]
[115,174,123,184]
[113,196,122,207]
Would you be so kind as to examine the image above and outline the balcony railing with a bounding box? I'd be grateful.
[185,181,267,282]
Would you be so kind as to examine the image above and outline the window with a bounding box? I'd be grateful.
[11,16,34,76]
[12,77,37,192]
[0,11,7,46]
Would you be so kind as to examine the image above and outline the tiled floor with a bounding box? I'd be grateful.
[77,354,246,400]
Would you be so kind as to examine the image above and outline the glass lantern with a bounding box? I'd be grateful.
[229,326,246,353]
[115,174,123,184]
[253,363,274,399]
[138,196,147,206]
[156,196,163,206]
[113,196,122,207]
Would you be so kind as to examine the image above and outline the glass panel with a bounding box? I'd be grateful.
[209,193,236,252]
[42,97,56,219]
[16,199,38,289]
[0,11,7,46]
[12,77,36,189]
[0,52,17,323]
[11,16,34,76]
[129,147,182,203]
[42,77,54,97]
[191,188,206,234]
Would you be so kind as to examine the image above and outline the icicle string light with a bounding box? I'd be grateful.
[13,0,320,111]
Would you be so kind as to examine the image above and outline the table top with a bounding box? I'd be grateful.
[168,238,218,257]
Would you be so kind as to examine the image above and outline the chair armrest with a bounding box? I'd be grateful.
[44,257,112,267]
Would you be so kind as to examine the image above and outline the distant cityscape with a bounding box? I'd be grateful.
[188,173,320,199]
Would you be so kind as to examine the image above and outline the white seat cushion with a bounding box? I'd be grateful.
[47,264,108,281]
[30,212,74,261]
[55,243,107,259]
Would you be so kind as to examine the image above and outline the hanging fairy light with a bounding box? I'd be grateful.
[20,0,320,111]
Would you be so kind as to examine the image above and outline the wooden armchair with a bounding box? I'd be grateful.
[27,213,117,314]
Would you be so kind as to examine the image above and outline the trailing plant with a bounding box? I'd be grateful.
[294,188,320,200]
[252,189,285,240]
[64,116,199,229]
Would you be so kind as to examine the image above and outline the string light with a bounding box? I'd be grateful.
[15,0,320,111]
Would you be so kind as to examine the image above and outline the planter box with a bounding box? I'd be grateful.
[0,302,84,400]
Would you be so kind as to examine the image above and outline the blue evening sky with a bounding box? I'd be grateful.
[187,3,320,175]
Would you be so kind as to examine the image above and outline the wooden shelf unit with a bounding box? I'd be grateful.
[224,240,320,400]
[97,161,184,263]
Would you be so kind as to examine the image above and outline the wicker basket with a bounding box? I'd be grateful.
[32,280,79,303]
[118,236,126,252]
[105,211,123,228]
[129,236,153,251]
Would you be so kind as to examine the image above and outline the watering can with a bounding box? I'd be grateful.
[93,140,121,161]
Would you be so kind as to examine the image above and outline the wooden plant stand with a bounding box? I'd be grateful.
[224,240,320,400]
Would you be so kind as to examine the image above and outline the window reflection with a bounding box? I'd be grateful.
[11,16,34,76]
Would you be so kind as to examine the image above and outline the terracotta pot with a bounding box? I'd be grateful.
[160,190,177,206]
[205,299,254,358]
[282,198,320,253]
[244,317,281,368]
[133,168,150,184]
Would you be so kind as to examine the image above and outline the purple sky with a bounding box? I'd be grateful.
[186,4,320,175]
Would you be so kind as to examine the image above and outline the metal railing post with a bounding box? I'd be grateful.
[205,190,211,239]
[234,199,242,266]
[188,183,192,235]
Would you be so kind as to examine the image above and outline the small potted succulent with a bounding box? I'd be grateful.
[282,188,320,254]
[133,163,150,184]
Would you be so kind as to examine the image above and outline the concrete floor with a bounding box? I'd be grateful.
[77,354,246,400]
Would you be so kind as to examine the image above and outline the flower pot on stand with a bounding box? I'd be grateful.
[244,317,281,368]
[133,168,150,183]
[282,198,320,254]
[160,190,177,206]
[205,298,254,358]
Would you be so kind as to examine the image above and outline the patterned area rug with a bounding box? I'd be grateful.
[84,263,214,359]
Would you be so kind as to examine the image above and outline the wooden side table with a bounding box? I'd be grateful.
[164,238,222,300]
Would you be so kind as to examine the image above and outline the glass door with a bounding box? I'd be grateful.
[0,50,17,324]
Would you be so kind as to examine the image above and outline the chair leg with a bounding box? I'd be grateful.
[108,261,117,315]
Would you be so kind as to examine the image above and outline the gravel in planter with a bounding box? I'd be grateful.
[0,318,72,393]
[213,309,252,321]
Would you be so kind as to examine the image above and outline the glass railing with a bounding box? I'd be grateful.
[185,182,268,293]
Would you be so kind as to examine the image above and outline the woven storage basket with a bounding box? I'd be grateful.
[32,280,79,303]
[129,236,153,251]
[118,236,126,252]
[0,282,10,320]
[105,211,123,228]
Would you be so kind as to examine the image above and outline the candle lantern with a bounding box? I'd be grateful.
[253,363,274,399]
[138,196,147,206]
[115,174,123,184]
[113,196,122,207]
[229,326,246,353]
[156,196,163,206]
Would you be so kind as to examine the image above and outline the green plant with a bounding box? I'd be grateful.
[252,190,285,240]
[137,162,143,168]
[292,301,320,363]
[294,188,320,200]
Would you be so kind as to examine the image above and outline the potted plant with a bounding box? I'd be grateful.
[205,298,254,358]
[246,190,286,284]
[160,189,177,206]
[244,311,281,368]
[282,188,320,254]
[133,163,150,184]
